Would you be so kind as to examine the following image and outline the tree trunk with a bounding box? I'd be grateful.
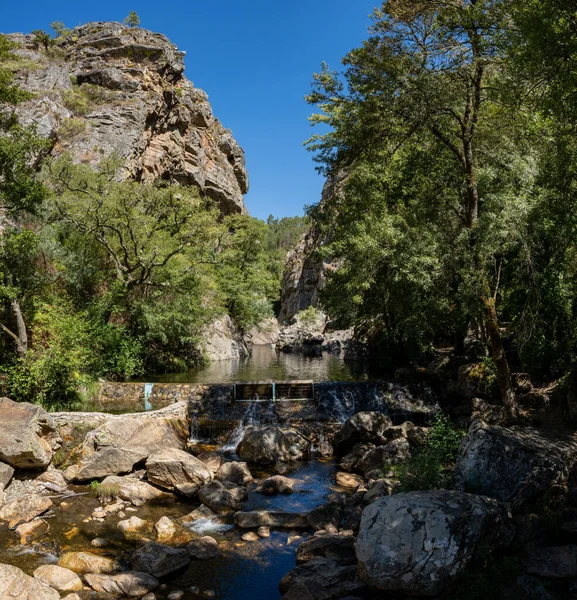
[483,295,518,418]
[0,299,28,358]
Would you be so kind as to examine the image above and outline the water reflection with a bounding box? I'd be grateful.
[141,346,386,384]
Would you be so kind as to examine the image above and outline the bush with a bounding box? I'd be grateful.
[58,118,87,140]
[397,414,465,492]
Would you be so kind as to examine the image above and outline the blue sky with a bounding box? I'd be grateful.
[2,1,379,219]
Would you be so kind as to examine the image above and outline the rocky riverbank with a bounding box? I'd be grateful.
[1,392,577,599]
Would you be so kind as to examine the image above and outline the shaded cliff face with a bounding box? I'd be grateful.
[6,22,248,214]
[278,173,346,324]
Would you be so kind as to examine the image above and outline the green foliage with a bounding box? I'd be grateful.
[91,480,120,500]
[31,30,52,53]
[124,11,140,28]
[298,306,320,326]
[397,414,465,492]
[50,21,71,39]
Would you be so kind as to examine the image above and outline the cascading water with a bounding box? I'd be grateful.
[223,399,262,452]
[143,383,154,411]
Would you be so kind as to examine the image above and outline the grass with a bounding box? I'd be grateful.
[90,481,121,501]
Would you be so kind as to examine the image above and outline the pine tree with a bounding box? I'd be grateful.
[124,11,140,28]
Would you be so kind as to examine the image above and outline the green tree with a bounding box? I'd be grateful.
[31,30,52,53]
[124,11,140,28]
[306,0,536,414]
[50,21,71,38]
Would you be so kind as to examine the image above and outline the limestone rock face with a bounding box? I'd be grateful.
[237,426,311,465]
[356,491,514,596]
[202,315,251,361]
[454,420,577,505]
[68,402,189,481]
[8,22,248,215]
[146,448,213,496]
[0,397,60,469]
[0,563,60,600]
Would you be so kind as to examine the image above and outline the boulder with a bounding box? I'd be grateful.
[195,452,224,474]
[69,403,190,482]
[279,557,367,599]
[0,398,59,468]
[146,448,212,496]
[33,565,83,592]
[59,552,119,575]
[356,490,514,596]
[0,563,60,600]
[333,412,393,455]
[296,535,356,565]
[215,461,253,485]
[16,519,50,544]
[186,536,220,559]
[335,472,364,489]
[235,510,309,529]
[100,475,174,506]
[155,516,194,545]
[198,479,247,513]
[526,546,577,579]
[357,438,411,476]
[455,420,577,505]
[118,516,153,539]
[85,572,159,597]
[237,426,311,465]
[0,494,52,529]
[179,504,218,525]
[307,503,343,532]
[255,475,295,495]
[131,542,191,578]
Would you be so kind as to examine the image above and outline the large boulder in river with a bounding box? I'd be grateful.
[356,490,514,596]
[237,425,310,465]
[333,412,393,455]
[215,460,253,485]
[68,403,189,481]
[0,563,60,600]
[100,474,174,506]
[146,448,212,496]
[131,542,191,578]
[454,420,577,505]
[198,479,247,513]
[85,572,159,597]
[33,565,83,592]
[0,494,52,529]
[0,398,60,469]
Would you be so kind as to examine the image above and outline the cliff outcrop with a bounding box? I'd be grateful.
[6,22,248,214]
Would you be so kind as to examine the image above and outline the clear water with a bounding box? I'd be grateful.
[137,345,387,384]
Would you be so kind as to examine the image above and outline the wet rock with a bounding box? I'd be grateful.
[33,565,83,592]
[335,472,364,489]
[526,546,577,579]
[356,491,514,596]
[0,398,60,469]
[186,536,220,559]
[16,519,50,544]
[131,542,191,578]
[198,479,247,513]
[455,420,577,505]
[146,448,213,496]
[307,503,343,532]
[85,571,159,597]
[237,426,311,465]
[69,402,190,481]
[0,494,52,529]
[118,516,153,539]
[168,592,185,600]
[235,510,309,529]
[296,535,356,565]
[279,557,367,599]
[0,563,60,600]
[91,537,109,548]
[333,412,393,455]
[255,475,295,495]
[215,461,253,486]
[100,475,174,506]
[179,504,218,525]
[155,516,194,545]
[242,531,259,542]
[59,551,118,575]
[257,526,270,538]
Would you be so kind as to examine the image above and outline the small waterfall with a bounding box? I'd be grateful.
[325,389,357,424]
[143,383,154,411]
[223,399,261,452]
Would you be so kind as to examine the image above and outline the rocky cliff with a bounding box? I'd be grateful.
[6,22,248,214]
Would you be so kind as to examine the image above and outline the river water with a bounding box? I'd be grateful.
[136,345,388,384]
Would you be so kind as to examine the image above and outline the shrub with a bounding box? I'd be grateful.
[58,118,87,140]
[397,414,465,492]
[91,481,120,501]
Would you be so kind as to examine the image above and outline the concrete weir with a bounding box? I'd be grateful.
[96,379,439,442]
